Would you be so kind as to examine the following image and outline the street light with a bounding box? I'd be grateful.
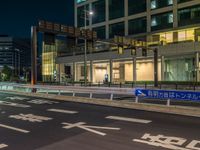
[84,7,93,86]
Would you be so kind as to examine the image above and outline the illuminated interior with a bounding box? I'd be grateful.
[42,43,58,82]
[149,27,200,45]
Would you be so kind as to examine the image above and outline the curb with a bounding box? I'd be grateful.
[1,90,200,118]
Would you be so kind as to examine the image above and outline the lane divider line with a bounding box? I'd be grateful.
[0,124,30,133]
[47,109,78,114]
[106,116,152,124]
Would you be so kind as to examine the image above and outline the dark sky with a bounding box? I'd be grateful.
[0,0,74,38]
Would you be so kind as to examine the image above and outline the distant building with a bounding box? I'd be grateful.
[0,35,31,76]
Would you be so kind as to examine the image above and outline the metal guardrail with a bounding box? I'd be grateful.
[0,84,134,100]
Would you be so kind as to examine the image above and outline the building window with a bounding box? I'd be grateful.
[76,0,87,4]
[109,22,125,38]
[178,5,200,26]
[178,0,193,3]
[129,17,147,35]
[151,12,173,31]
[128,0,146,15]
[92,0,105,24]
[151,0,173,10]
[109,0,124,20]
[93,26,106,39]
[77,5,89,27]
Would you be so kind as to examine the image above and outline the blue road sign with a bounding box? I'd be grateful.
[135,89,200,101]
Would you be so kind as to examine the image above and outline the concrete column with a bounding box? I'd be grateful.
[73,62,76,82]
[124,0,128,36]
[31,26,37,85]
[90,61,93,83]
[161,56,165,81]
[173,0,178,28]
[133,57,137,83]
[106,0,109,39]
[110,60,113,83]
[195,52,200,82]
[146,0,151,33]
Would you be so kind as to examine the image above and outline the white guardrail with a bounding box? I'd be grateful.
[0,84,135,100]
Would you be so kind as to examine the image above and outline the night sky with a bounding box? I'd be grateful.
[0,0,74,38]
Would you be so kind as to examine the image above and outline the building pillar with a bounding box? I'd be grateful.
[90,61,93,83]
[109,60,113,83]
[105,0,109,39]
[124,0,128,36]
[31,26,37,85]
[73,62,76,82]
[173,0,178,28]
[133,57,137,83]
[161,56,165,81]
[146,0,151,33]
[195,52,200,82]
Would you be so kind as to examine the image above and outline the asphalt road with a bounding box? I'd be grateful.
[0,92,199,150]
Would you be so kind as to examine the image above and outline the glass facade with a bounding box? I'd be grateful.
[42,43,58,82]
[164,58,195,81]
[77,5,89,27]
[151,12,173,31]
[93,26,106,39]
[92,0,105,24]
[151,0,173,10]
[128,17,147,35]
[178,5,200,26]
[109,0,124,20]
[109,22,125,38]
[128,0,146,15]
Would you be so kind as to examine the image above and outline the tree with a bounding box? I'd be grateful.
[1,65,12,81]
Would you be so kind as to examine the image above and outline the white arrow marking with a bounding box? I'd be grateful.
[106,116,152,124]
[0,101,30,108]
[0,124,30,133]
[5,96,29,100]
[47,109,78,114]
[0,144,8,149]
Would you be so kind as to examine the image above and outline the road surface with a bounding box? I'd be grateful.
[0,92,199,150]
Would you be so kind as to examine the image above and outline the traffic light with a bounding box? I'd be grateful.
[118,45,124,54]
[142,48,147,57]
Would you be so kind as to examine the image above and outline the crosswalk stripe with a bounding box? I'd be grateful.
[47,109,78,114]
[0,124,30,133]
[106,116,152,124]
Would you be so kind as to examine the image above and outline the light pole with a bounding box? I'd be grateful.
[83,7,93,86]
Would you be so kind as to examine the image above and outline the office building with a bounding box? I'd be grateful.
[0,35,31,76]
[55,0,200,83]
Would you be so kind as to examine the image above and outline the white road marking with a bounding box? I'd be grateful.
[47,109,78,114]
[9,114,53,123]
[0,124,30,133]
[28,99,59,105]
[106,116,152,124]
[0,144,8,149]
[133,133,200,150]
[0,101,30,108]
[62,122,120,136]
[5,96,29,100]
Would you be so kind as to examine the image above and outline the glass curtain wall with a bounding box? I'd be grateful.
[92,0,105,24]
[109,0,124,20]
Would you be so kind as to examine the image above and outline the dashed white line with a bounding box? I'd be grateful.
[47,109,78,114]
[106,116,152,124]
[0,144,8,149]
[0,124,30,133]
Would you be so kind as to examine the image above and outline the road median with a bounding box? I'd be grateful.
[1,90,200,118]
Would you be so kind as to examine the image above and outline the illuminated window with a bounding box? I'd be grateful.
[151,0,157,9]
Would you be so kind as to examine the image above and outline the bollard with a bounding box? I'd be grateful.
[135,96,139,103]
[175,84,178,90]
[145,83,147,89]
[58,90,61,95]
[46,89,49,95]
[167,99,170,106]
[120,82,122,88]
[132,82,134,88]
